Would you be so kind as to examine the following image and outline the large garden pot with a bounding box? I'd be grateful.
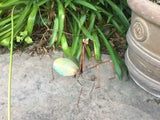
[125,0,160,97]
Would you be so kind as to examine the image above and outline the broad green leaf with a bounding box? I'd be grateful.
[99,0,104,5]
[16,36,22,43]
[20,31,27,37]
[25,36,33,44]
[0,37,10,46]
[74,0,97,11]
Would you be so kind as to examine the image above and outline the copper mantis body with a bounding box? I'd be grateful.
[73,38,116,112]
[53,18,116,112]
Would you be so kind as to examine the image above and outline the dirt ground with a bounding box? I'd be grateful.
[0,52,160,120]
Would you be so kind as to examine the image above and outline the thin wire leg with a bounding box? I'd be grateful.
[95,65,100,89]
[62,53,65,58]
[84,45,95,66]
[89,82,95,99]
[76,74,84,112]
[83,60,111,72]
[79,74,96,99]
[51,68,54,80]
[83,59,116,88]
[81,74,94,82]
[77,86,83,113]
[76,74,83,86]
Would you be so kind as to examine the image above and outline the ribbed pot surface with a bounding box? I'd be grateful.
[125,0,160,97]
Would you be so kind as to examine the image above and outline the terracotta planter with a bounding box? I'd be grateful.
[125,0,160,97]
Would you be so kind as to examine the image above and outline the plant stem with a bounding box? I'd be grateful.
[8,6,15,120]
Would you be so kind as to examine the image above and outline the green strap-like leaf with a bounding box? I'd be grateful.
[37,0,50,7]
[80,14,86,27]
[105,0,129,28]
[81,26,94,41]
[0,0,27,10]
[74,0,97,11]
[0,14,19,26]
[49,16,59,48]
[88,12,95,33]
[67,9,80,28]
[56,0,65,48]
[61,34,71,57]
[69,2,77,11]
[100,30,115,47]
[95,6,112,17]
[85,45,92,60]
[65,0,72,8]
[25,4,38,36]
[99,0,104,5]
[15,1,32,31]
[111,19,125,37]
[96,25,122,80]
[95,11,103,27]
[93,31,101,61]
[75,37,83,60]
[65,1,76,11]
[0,27,11,37]
[69,13,86,56]
[66,15,74,33]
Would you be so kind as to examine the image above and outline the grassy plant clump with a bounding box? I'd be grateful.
[0,0,131,79]
[0,0,51,47]
[50,0,130,80]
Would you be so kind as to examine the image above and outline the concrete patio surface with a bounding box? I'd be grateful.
[0,52,160,120]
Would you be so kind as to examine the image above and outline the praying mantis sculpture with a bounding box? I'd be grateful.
[52,11,117,112]
[53,38,116,111]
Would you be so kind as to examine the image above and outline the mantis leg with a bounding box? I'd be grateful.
[76,74,84,113]
[77,86,83,113]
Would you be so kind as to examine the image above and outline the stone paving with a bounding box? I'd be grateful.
[0,52,160,120]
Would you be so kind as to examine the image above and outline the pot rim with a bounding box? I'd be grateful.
[127,0,160,26]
